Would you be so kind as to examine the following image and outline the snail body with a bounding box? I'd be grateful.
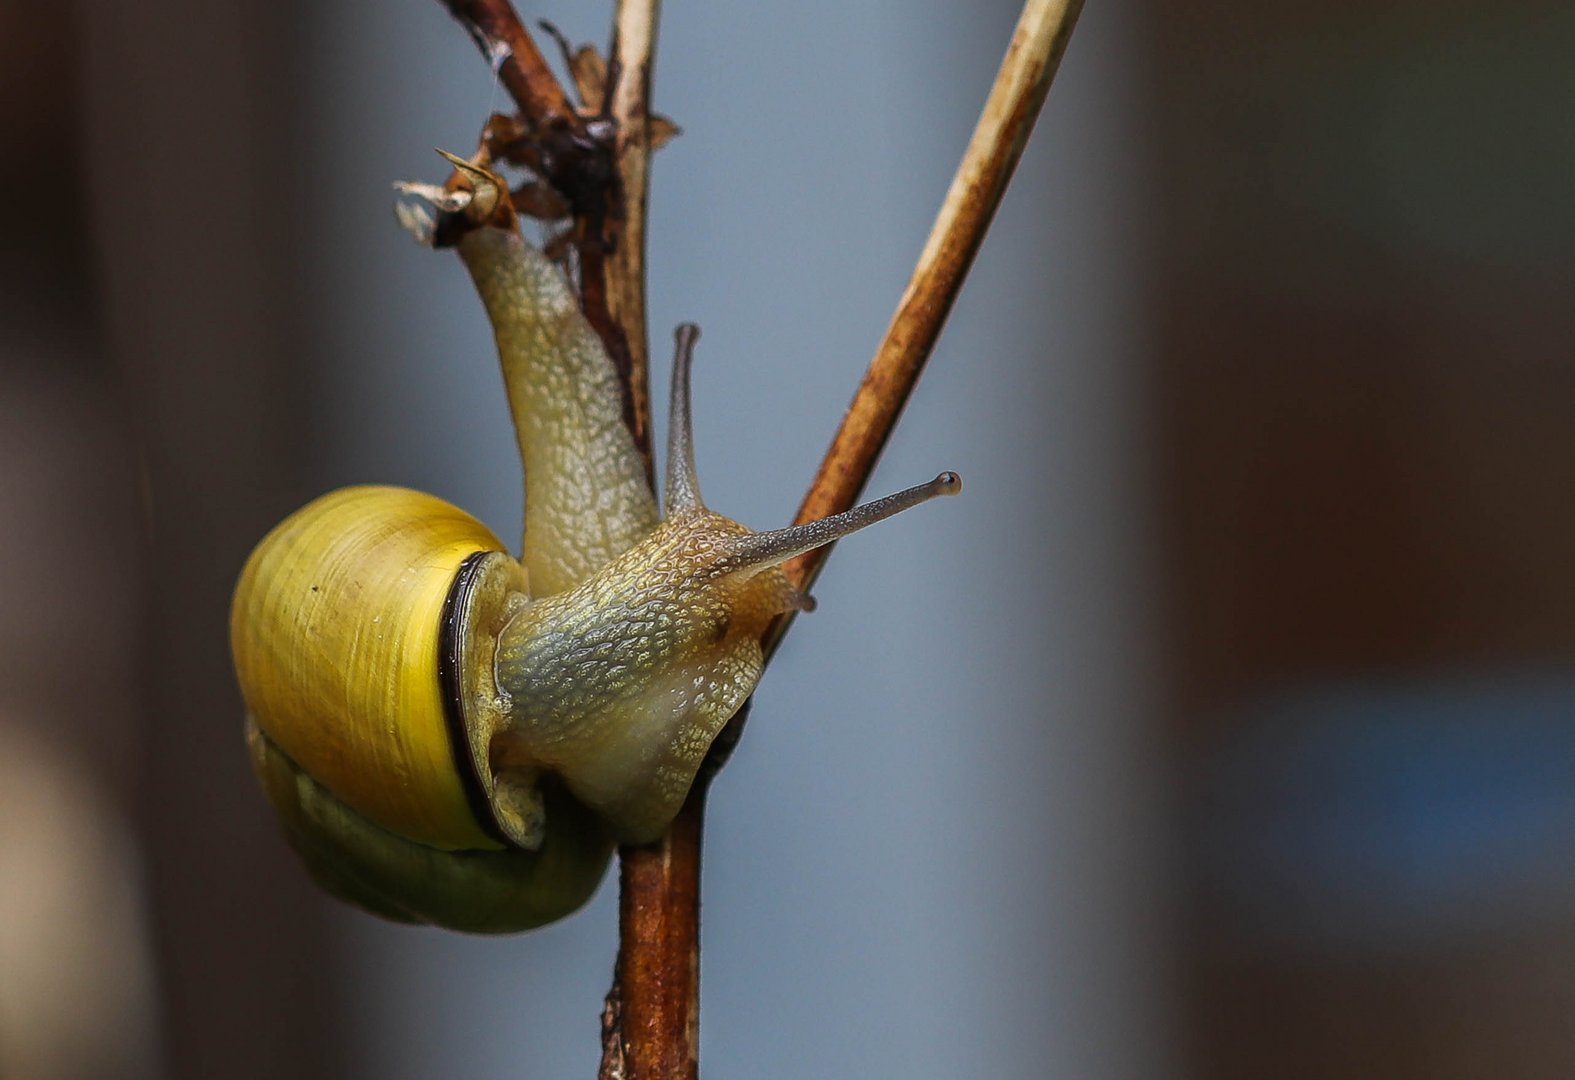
[231,155,959,932]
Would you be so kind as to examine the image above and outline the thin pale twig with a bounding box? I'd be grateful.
[604,0,661,469]
[609,2,1086,1075]
[774,0,1086,615]
[435,0,651,468]
[595,3,695,1080]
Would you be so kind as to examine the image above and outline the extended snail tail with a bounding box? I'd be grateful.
[721,471,962,572]
[433,149,504,224]
[392,149,512,245]
[664,323,706,516]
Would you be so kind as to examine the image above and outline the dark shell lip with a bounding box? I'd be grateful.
[439,550,516,849]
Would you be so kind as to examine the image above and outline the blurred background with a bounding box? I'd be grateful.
[3,0,1573,1076]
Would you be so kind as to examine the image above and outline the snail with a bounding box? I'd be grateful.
[230,152,961,933]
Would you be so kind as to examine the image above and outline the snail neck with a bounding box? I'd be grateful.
[457,226,659,597]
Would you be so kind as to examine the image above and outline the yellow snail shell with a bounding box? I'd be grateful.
[232,485,612,931]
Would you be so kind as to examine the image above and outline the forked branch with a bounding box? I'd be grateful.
[431,2,1085,1077]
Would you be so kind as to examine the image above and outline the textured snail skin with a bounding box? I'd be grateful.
[457,226,659,597]
[455,226,805,843]
[493,512,800,842]
[231,157,958,932]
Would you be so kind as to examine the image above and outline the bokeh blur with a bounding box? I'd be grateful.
[2,1,1572,1077]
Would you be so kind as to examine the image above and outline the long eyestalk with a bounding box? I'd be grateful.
[664,323,704,515]
[721,471,961,572]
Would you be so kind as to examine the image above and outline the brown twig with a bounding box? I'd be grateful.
[430,4,672,1074]
[434,1,1083,1076]
[604,787,701,1080]
[604,2,1086,1075]
[776,0,1086,605]
[440,0,651,467]
[441,0,580,131]
[592,3,697,1079]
